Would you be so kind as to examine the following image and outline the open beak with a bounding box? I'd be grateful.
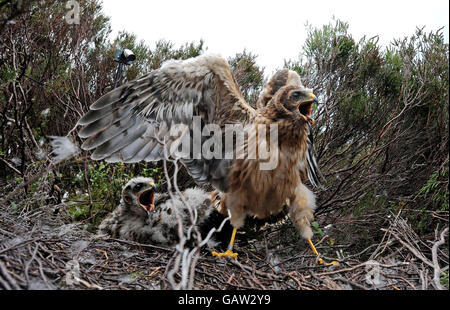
[137,181,156,213]
[299,93,318,124]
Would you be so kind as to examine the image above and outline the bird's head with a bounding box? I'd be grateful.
[264,84,318,125]
[122,177,157,215]
[259,69,318,124]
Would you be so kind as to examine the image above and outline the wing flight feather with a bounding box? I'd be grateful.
[78,54,255,168]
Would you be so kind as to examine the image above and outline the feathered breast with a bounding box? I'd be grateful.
[228,118,308,219]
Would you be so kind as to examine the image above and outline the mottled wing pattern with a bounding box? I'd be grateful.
[78,54,256,183]
[305,122,324,187]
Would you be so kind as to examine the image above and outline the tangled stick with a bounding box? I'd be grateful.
[432,227,448,290]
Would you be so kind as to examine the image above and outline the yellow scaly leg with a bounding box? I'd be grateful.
[212,227,238,259]
[307,238,339,266]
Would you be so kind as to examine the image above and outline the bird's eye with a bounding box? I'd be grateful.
[123,194,133,204]
[134,183,143,191]
[291,91,301,100]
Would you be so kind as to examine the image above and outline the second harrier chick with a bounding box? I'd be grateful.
[98,177,229,247]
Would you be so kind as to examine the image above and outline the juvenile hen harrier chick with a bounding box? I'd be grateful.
[98,177,228,247]
[80,54,332,263]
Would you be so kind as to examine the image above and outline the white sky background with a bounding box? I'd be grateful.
[101,0,449,76]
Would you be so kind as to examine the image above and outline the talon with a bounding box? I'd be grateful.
[212,249,238,259]
[307,238,339,266]
[212,227,238,259]
[317,258,339,266]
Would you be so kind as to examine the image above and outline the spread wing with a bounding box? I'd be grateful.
[256,69,324,187]
[78,55,256,184]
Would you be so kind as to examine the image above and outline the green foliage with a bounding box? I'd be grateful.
[0,65,18,84]
[408,161,450,235]
[9,201,19,212]
[417,163,449,211]
[104,33,205,90]
[311,221,323,237]
[60,160,166,232]
[281,20,449,249]
[228,50,265,105]
[337,35,355,59]
[147,39,205,70]
[352,189,386,216]
[66,162,124,230]
[303,18,351,61]
[441,270,449,290]
[291,18,448,214]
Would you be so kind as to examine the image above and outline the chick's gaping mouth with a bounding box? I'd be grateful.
[299,101,313,117]
[299,100,315,124]
[138,189,155,212]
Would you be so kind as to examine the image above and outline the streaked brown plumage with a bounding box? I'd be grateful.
[78,54,324,258]
[256,69,324,187]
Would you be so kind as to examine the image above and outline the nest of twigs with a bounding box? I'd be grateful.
[0,196,447,290]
